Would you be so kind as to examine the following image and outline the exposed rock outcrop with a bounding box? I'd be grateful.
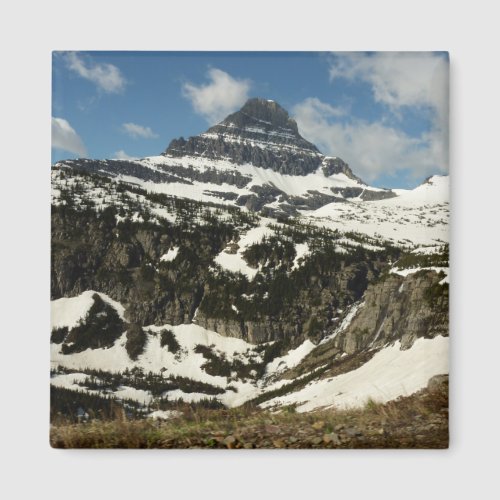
[165,98,361,180]
[332,271,449,354]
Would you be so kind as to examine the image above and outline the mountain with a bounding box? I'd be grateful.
[55,98,397,218]
[50,98,449,420]
[165,97,358,179]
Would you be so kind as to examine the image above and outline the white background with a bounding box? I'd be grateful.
[2,0,499,498]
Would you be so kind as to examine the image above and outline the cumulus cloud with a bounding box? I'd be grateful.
[114,150,138,160]
[292,97,347,122]
[182,68,251,123]
[293,98,447,183]
[64,52,126,94]
[292,53,449,183]
[122,122,158,139]
[329,52,449,165]
[329,52,448,126]
[52,117,87,156]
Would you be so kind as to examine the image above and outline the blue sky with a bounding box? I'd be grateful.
[52,51,449,188]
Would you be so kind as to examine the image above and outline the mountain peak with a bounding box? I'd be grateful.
[198,97,319,157]
[218,97,301,136]
[164,97,361,179]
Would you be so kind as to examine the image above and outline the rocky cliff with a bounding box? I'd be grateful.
[166,98,325,176]
[52,197,396,345]
[332,270,449,353]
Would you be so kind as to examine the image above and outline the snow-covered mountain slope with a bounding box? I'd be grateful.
[388,175,449,206]
[50,291,448,413]
[260,335,448,412]
[54,98,402,219]
[54,154,389,215]
[303,175,449,247]
[51,291,125,329]
[52,161,448,249]
[122,155,374,198]
[53,98,448,250]
[50,97,449,419]
[50,291,316,408]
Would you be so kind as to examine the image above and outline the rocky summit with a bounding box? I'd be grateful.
[166,98,328,176]
[50,98,449,426]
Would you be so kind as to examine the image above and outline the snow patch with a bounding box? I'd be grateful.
[163,389,216,403]
[320,302,364,345]
[214,222,275,280]
[390,266,449,280]
[114,386,152,405]
[214,251,258,280]
[265,340,316,376]
[261,336,449,412]
[292,243,310,270]
[51,290,125,330]
[160,247,179,262]
[148,410,181,420]
[51,314,263,400]
[50,372,91,390]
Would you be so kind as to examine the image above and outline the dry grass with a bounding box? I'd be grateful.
[50,382,448,449]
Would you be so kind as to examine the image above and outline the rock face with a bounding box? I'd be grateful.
[55,99,366,186]
[52,197,448,349]
[165,97,360,180]
[330,186,397,201]
[52,202,393,345]
[427,374,449,392]
[332,271,449,354]
[51,207,209,327]
[194,259,384,344]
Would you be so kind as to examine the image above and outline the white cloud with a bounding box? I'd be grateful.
[329,52,449,168]
[64,52,126,94]
[293,98,447,183]
[52,117,87,156]
[122,122,158,139]
[291,97,347,122]
[114,150,138,160]
[329,52,449,127]
[182,68,251,123]
[292,53,449,184]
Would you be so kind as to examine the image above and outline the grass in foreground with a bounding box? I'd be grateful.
[50,381,448,449]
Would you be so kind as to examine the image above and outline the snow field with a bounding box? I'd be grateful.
[214,222,275,279]
[260,335,449,412]
[51,290,125,329]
